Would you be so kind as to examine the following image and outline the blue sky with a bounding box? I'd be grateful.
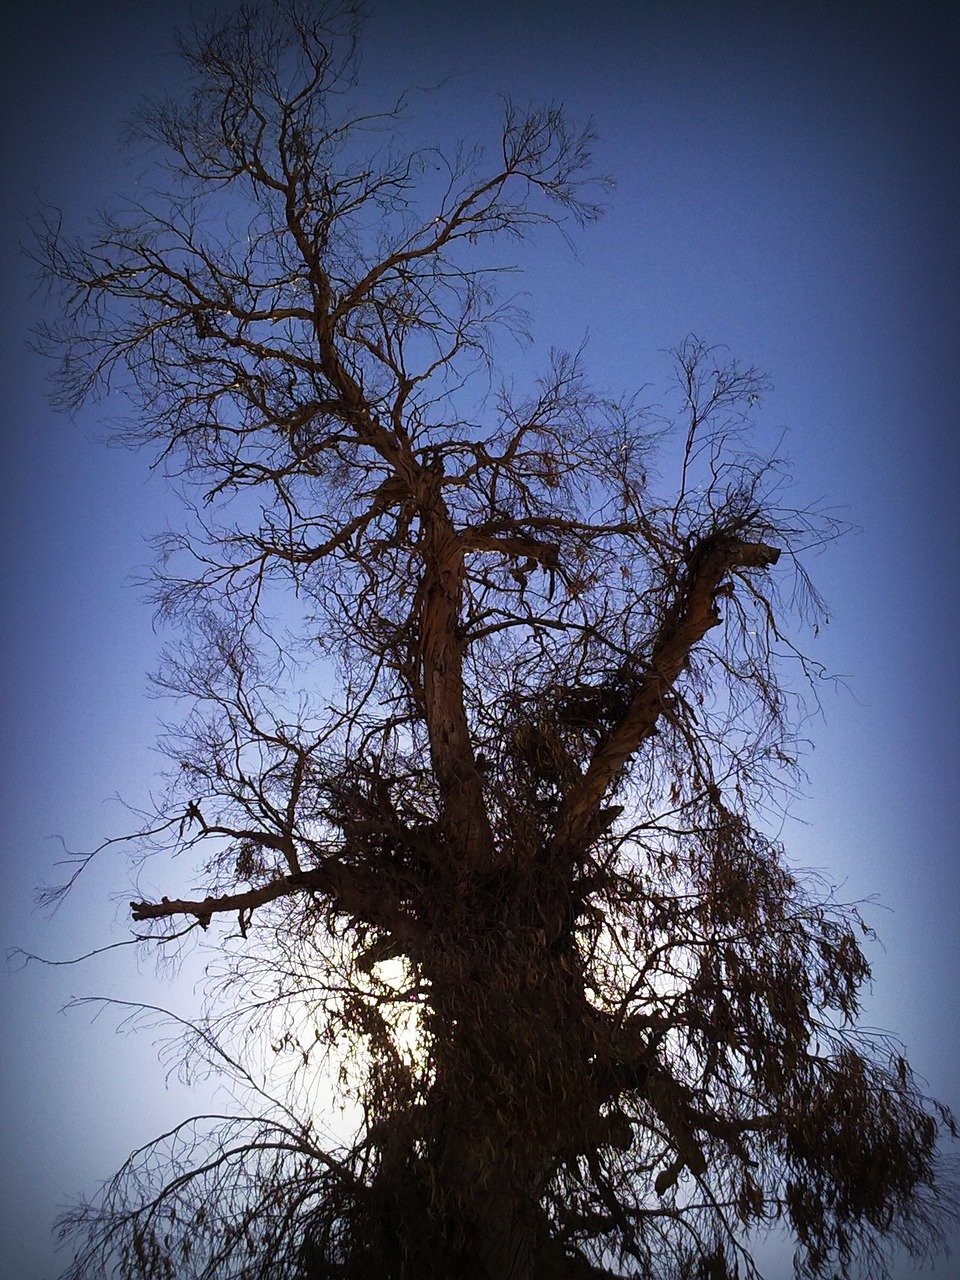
[1,2,958,1277]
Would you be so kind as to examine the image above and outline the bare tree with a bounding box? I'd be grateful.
[34,5,957,1279]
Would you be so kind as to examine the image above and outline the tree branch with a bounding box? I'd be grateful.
[555,536,781,851]
[130,870,327,927]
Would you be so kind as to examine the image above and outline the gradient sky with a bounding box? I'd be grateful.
[1,2,958,1278]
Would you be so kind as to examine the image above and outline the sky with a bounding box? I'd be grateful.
[1,1,958,1277]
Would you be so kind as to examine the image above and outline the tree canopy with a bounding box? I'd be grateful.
[34,4,957,1278]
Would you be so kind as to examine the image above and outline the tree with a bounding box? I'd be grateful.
[34,5,957,1278]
